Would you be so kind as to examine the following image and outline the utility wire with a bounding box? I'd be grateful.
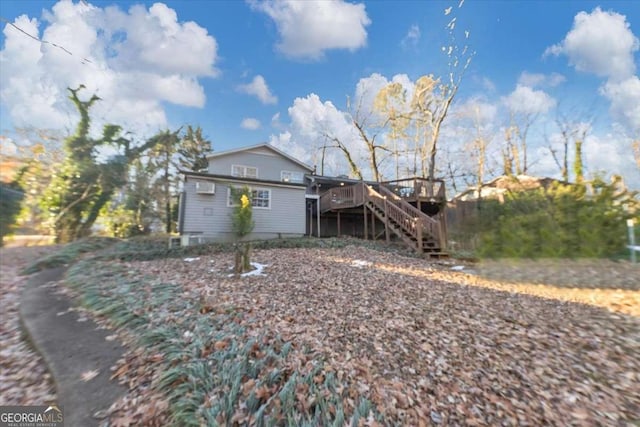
[0,14,123,127]
[0,16,93,64]
[1,12,178,140]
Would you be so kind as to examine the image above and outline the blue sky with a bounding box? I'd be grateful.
[1,0,639,189]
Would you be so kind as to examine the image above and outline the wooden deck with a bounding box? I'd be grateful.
[318,180,447,254]
[382,178,446,203]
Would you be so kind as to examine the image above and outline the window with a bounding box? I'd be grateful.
[195,181,215,194]
[231,165,258,179]
[252,189,270,208]
[227,187,271,209]
[281,170,304,183]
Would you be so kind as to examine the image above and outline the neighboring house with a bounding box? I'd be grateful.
[178,143,313,244]
[452,174,563,203]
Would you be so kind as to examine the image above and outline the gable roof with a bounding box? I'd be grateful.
[206,143,313,172]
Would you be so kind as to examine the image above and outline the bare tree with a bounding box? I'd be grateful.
[502,111,536,176]
[373,81,413,180]
[470,106,490,199]
[374,5,474,180]
[348,96,394,181]
[548,112,591,182]
[319,132,363,180]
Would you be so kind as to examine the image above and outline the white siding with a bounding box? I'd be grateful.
[208,147,310,182]
[182,177,307,242]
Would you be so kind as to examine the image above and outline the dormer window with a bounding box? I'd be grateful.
[231,164,258,178]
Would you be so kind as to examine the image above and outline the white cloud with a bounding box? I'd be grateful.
[582,134,638,187]
[249,0,370,60]
[269,93,363,176]
[0,1,218,136]
[546,7,639,136]
[100,3,219,77]
[455,96,498,124]
[517,71,566,88]
[502,85,556,115]
[241,117,261,130]
[401,24,420,48]
[271,112,284,129]
[544,7,639,80]
[237,75,278,104]
[600,76,640,134]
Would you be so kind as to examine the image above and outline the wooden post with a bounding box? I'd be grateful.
[371,209,376,241]
[383,198,390,242]
[337,211,341,237]
[363,204,368,240]
[439,210,447,251]
[317,200,321,238]
[416,218,423,253]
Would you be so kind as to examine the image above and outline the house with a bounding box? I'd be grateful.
[452,174,564,203]
[178,143,314,245]
[178,143,448,255]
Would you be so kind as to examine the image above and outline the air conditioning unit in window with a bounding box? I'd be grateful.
[196,181,215,194]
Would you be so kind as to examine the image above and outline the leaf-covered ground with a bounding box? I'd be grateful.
[99,247,640,426]
[3,243,639,425]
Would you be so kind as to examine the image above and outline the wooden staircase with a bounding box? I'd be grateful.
[319,182,446,255]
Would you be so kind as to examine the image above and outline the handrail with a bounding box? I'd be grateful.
[319,182,444,251]
[377,185,443,248]
[383,178,446,200]
[365,185,441,248]
[378,185,437,225]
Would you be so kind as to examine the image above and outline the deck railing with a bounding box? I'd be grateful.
[319,183,364,212]
[319,182,444,251]
[376,185,441,244]
[382,178,446,200]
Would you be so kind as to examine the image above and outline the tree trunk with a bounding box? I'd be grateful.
[233,243,253,274]
[242,243,252,272]
[574,140,584,183]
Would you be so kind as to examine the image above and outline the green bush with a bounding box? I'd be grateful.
[476,178,639,259]
[0,183,24,247]
[22,236,118,274]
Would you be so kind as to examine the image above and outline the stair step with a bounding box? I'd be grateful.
[364,193,442,255]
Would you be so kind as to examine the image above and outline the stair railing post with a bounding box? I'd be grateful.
[383,196,390,242]
[416,217,423,253]
[371,209,376,240]
[363,203,368,240]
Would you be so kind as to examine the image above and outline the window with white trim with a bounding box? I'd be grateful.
[227,187,271,209]
[231,164,258,179]
[281,170,304,183]
[252,189,270,208]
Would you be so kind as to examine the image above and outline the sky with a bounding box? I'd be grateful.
[0,0,639,191]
